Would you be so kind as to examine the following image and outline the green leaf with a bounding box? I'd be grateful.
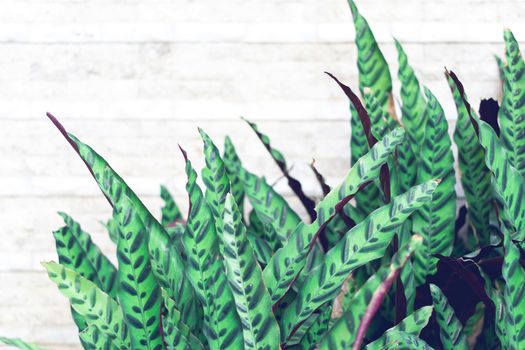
[498,29,525,176]
[223,136,246,215]
[412,87,456,285]
[181,148,244,350]
[295,303,333,349]
[42,261,130,349]
[162,293,205,350]
[54,212,118,297]
[366,306,433,350]
[448,71,525,241]
[281,182,435,342]
[263,128,406,306]
[113,195,163,350]
[317,234,424,349]
[364,331,435,350]
[395,39,426,153]
[199,128,231,245]
[47,114,201,334]
[222,194,282,350]
[160,185,183,226]
[246,233,274,266]
[243,117,317,221]
[0,337,49,350]
[430,284,469,350]
[351,103,382,215]
[448,74,492,246]
[501,232,525,349]
[347,0,392,114]
[79,326,119,350]
[240,167,302,248]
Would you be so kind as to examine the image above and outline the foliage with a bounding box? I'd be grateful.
[2,1,525,349]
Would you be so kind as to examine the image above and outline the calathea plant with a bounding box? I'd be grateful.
[2,0,525,349]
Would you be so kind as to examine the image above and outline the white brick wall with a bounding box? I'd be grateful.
[1,0,524,348]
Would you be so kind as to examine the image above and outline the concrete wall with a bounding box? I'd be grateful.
[1,0,524,348]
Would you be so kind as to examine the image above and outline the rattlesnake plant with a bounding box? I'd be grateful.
[2,0,525,349]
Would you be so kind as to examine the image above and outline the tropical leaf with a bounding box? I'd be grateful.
[42,261,130,349]
[162,293,205,350]
[295,303,333,349]
[395,39,427,151]
[246,233,274,266]
[366,306,433,350]
[240,166,301,248]
[181,147,244,350]
[223,136,246,215]
[160,185,183,226]
[199,128,231,245]
[364,331,435,350]
[47,114,201,333]
[0,338,48,350]
[317,234,424,349]
[113,195,163,350]
[350,103,382,215]
[498,29,525,176]
[347,0,393,115]
[448,71,525,241]
[281,183,435,342]
[262,128,406,306]
[412,87,456,286]
[243,117,317,221]
[222,194,281,349]
[430,284,469,350]
[447,73,492,246]
[79,326,119,350]
[501,231,525,349]
[54,212,118,297]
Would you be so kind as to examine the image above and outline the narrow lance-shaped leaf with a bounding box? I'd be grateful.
[412,87,456,286]
[223,136,246,215]
[430,284,469,350]
[501,231,525,349]
[317,234,424,349]
[498,29,525,177]
[366,306,434,350]
[347,0,393,115]
[243,117,317,221]
[284,184,434,343]
[46,113,201,333]
[448,71,525,241]
[263,128,406,306]
[222,194,281,350]
[160,185,183,226]
[113,194,163,350]
[240,167,302,248]
[447,73,492,246]
[0,337,49,350]
[199,129,231,245]
[54,212,118,297]
[395,39,427,152]
[102,217,119,244]
[42,261,130,349]
[181,147,244,350]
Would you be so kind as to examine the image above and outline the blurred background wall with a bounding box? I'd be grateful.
[1,0,524,348]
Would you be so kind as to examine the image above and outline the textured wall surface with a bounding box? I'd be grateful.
[1,0,524,348]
